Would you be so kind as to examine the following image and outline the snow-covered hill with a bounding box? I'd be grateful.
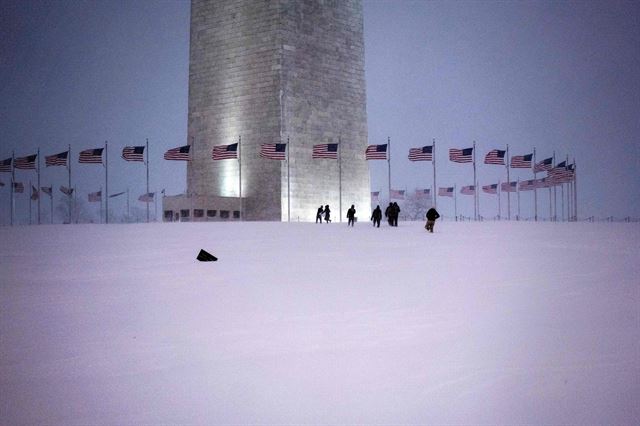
[1,221,638,424]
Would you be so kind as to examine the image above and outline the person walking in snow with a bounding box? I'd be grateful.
[316,205,324,223]
[371,205,382,228]
[324,204,331,223]
[384,202,393,226]
[347,205,356,226]
[391,202,401,227]
[425,207,440,233]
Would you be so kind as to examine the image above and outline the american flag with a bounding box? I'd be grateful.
[46,151,68,167]
[460,185,475,195]
[15,154,37,170]
[164,145,190,161]
[365,144,387,160]
[41,186,52,196]
[564,164,576,183]
[415,188,431,198]
[31,185,39,200]
[60,186,74,195]
[260,143,287,160]
[138,192,155,202]
[482,184,498,194]
[390,189,405,199]
[408,145,433,161]
[371,191,380,201]
[438,187,454,197]
[0,158,11,172]
[519,180,536,191]
[449,147,473,163]
[79,148,104,164]
[484,149,506,165]
[533,157,553,173]
[501,181,517,192]
[13,182,24,193]
[212,143,238,160]
[88,191,102,202]
[122,146,145,162]
[510,153,533,168]
[109,191,126,198]
[535,178,550,188]
[548,163,575,184]
[312,143,338,159]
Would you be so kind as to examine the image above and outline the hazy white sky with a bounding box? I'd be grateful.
[1,0,638,222]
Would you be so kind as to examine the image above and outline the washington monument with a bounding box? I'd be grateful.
[168,0,370,221]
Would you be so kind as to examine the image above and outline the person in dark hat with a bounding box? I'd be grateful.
[324,205,331,223]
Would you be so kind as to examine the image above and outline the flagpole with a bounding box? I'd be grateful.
[454,184,457,221]
[561,175,565,222]
[552,151,557,221]
[127,187,130,219]
[533,147,538,222]
[29,179,32,225]
[573,159,578,221]
[498,180,501,220]
[387,136,391,202]
[68,144,72,224]
[506,144,511,220]
[567,159,573,221]
[146,138,149,223]
[433,138,437,210]
[11,150,14,226]
[548,184,552,221]
[518,178,522,220]
[430,185,433,208]
[50,186,53,224]
[99,186,103,224]
[105,141,109,224]
[37,148,41,225]
[238,135,242,221]
[473,140,477,221]
[287,135,290,222]
[338,137,342,223]
[566,154,570,222]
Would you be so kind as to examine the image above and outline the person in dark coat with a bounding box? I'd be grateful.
[425,207,440,232]
[391,202,401,226]
[346,205,356,226]
[324,205,331,223]
[384,202,393,226]
[371,205,382,228]
[316,205,324,223]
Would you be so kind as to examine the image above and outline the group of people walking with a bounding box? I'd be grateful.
[316,205,332,223]
[316,202,441,232]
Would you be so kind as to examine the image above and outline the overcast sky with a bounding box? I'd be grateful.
[1,0,639,223]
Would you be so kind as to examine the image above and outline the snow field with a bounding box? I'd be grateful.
[1,221,639,424]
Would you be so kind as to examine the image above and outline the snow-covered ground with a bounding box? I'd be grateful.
[1,220,638,424]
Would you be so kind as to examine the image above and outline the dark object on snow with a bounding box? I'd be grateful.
[197,249,218,262]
